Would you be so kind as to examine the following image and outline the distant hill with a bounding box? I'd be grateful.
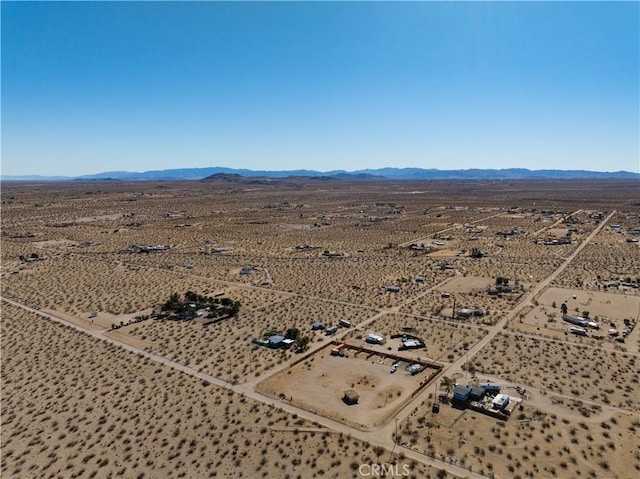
[353,167,640,180]
[2,166,638,182]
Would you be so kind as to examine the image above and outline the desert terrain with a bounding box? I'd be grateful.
[2,177,639,478]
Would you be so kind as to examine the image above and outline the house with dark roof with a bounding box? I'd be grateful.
[453,384,486,403]
[453,384,471,402]
[469,386,486,401]
[268,335,285,348]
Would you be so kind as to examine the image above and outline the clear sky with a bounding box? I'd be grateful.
[2,1,639,176]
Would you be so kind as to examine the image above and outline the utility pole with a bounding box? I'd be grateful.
[389,416,399,463]
[465,351,469,378]
[395,417,399,444]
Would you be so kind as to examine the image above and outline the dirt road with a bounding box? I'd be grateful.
[391,210,617,425]
[0,210,616,479]
[1,295,489,478]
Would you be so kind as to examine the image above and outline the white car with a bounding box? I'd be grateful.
[390,363,399,373]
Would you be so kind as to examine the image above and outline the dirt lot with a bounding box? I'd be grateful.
[515,287,640,352]
[257,344,434,429]
[343,314,488,363]
[535,287,640,322]
[401,390,639,479]
[471,332,640,411]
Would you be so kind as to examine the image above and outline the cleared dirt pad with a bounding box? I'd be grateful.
[257,346,431,429]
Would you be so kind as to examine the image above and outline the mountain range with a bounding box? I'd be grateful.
[2,166,638,182]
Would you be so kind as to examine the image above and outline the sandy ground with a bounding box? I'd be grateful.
[258,344,434,429]
[342,314,488,363]
[471,332,639,411]
[2,179,639,478]
[514,287,640,352]
[2,303,430,479]
[401,389,639,479]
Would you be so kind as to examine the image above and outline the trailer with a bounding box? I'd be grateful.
[563,314,589,327]
[479,382,501,392]
[365,333,385,345]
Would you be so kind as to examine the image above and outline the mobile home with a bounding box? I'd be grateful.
[570,326,587,336]
[365,333,385,345]
[325,326,338,336]
[479,382,501,393]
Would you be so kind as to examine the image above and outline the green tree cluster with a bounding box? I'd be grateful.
[161,291,241,318]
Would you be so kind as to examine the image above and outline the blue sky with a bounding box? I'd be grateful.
[2,1,639,176]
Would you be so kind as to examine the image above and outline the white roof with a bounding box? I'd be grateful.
[492,394,510,407]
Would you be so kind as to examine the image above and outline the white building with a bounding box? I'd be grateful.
[492,394,510,410]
